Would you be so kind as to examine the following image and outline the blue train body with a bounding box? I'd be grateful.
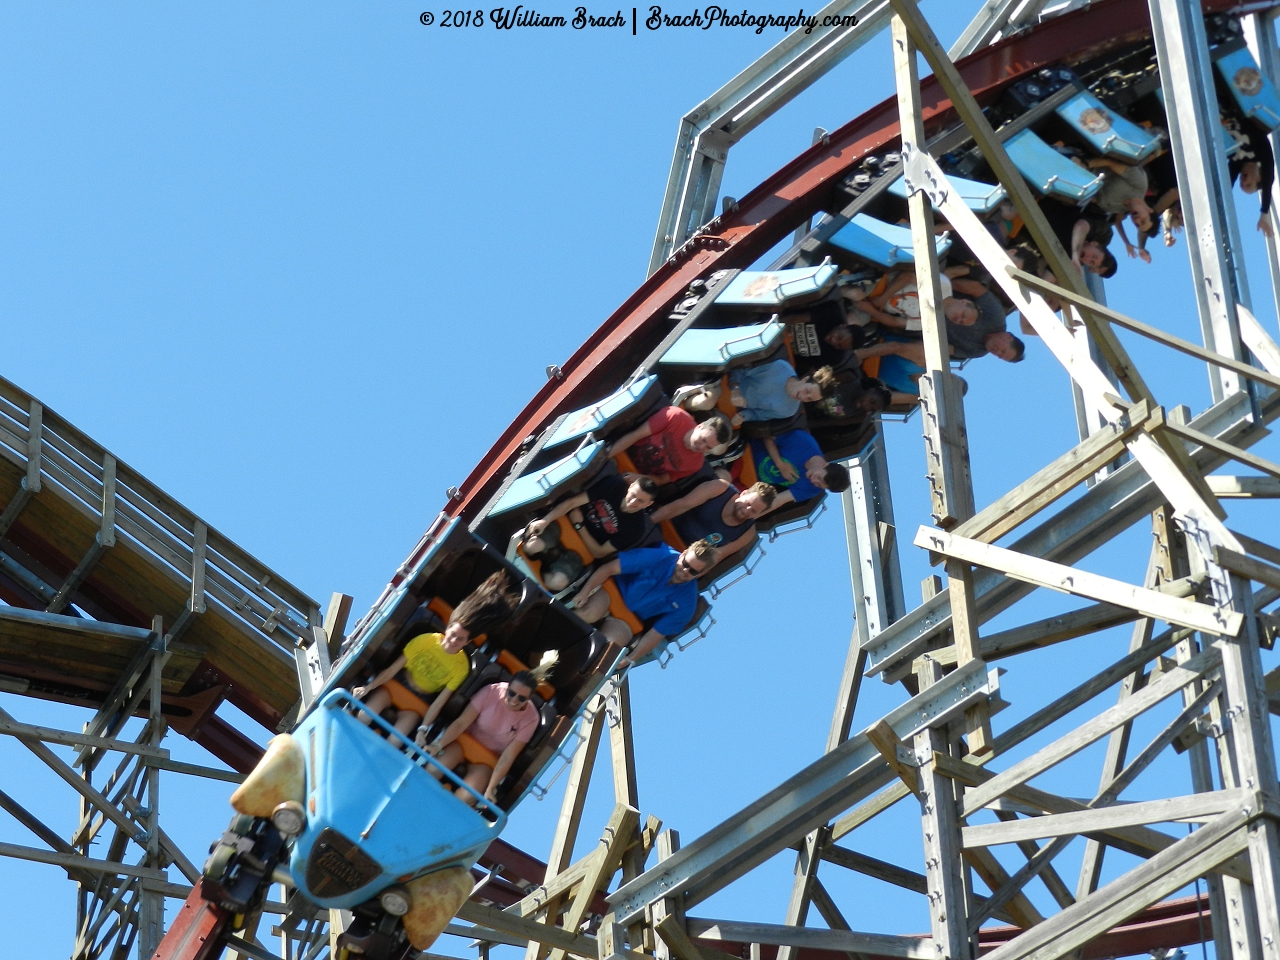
[288,690,505,909]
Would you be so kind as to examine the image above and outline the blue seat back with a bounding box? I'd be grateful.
[658,319,784,370]
[1054,90,1162,162]
[1004,129,1103,203]
[289,691,502,908]
[1216,47,1280,131]
[714,263,839,308]
[488,441,608,516]
[828,214,952,268]
[888,173,1007,215]
[543,375,661,450]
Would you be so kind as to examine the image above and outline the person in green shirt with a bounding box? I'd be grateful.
[353,570,520,742]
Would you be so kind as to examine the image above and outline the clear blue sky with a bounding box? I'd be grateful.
[1,2,1277,957]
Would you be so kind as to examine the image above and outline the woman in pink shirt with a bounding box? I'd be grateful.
[425,667,547,805]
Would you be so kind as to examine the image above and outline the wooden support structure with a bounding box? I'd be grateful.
[18,3,1280,960]
[572,8,1280,960]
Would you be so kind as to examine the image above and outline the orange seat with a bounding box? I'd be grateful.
[425,595,488,646]
[456,731,500,767]
[715,375,737,419]
[612,450,639,476]
[660,520,686,552]
[601,579,644,635]
[737,443,759,487]
[517,516,593,579]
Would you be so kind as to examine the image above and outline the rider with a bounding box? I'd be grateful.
[352,570,521,742]
[424,664,553,805]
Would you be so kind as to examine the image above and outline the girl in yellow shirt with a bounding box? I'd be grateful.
[353,570,520,742]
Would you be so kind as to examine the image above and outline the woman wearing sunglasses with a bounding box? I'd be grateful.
[424,663,553,806]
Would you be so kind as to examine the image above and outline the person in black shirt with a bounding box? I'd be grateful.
[1037,199,1118,278]
[783,297,870,373]
[1223,108,1276,237]
[651,478,775,561]
[526,474,658,560]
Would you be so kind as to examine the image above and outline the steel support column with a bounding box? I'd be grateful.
[648,0,892,273]
[1244,11,1280,333]
[1149,0,1252,401]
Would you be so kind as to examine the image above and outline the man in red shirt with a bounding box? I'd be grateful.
[609,406,732,485]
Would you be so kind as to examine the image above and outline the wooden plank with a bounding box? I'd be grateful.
[974,602,1138,662]
[892,13,973,528]
[1238,303,1280,374]
[1011,267,1280,395]
[0,604,154,644]
[1230,529,1280,568]
[968,831,1072,933]
[322,592,353,660]
[0,717,167,759]
[962,791,1247,848]
[931,750,1253,882]
[915,527,1243,637]
[0,840,166,881]
[866,720,919,795]
[962,646,1222,817]
[1215,546,1280,592]
[965,846,1044,929]
[820,844,926,893]
[456,902,647,960]
[953,412,1140,546]
[993,624,1187,753]
[656,915,717,960]
[546,804,640,960]
[149,757,245,783]
[1208,476,1280,498]
[1162,419,1280,482]
[25,401,42,492]
[0,400,40,538]
[976,811,1249,960]
[830,783,911,841]
[686,918,934,959]
[550,709,605,876]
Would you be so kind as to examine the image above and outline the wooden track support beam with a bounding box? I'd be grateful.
[0,399,42,540]
[915,527,1242,637]
[545,804,640,960]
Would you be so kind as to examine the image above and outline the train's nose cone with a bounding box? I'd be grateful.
[230,734,305,817]
[402,866,474,950]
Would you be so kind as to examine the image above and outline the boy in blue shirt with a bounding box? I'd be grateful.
[753,429,850,509]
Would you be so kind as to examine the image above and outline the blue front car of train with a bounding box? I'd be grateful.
[288,689,505,909]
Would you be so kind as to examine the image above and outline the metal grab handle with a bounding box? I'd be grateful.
[674,610,716,652]
[707,542,767,599]
[1252,104,1280,130]
[766,498,829,542]
[527,656,631,799]
[716,323,781,360]
[333,691,507,828]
